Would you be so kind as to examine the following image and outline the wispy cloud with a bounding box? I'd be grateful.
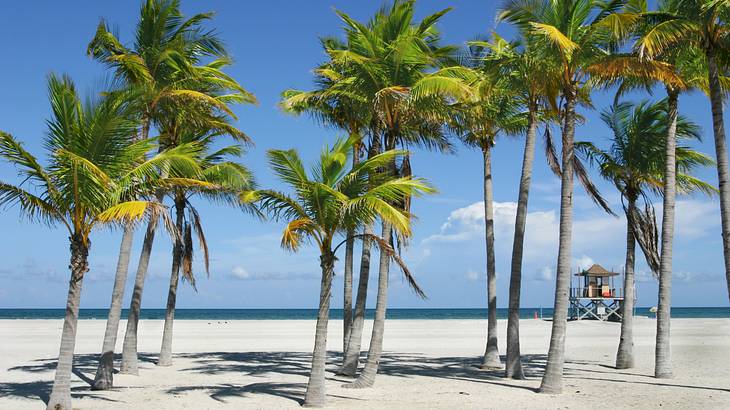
[229,265,317,281]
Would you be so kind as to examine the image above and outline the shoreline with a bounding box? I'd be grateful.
[1,306,727,321]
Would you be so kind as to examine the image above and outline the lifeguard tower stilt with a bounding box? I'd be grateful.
[570,264,625,321]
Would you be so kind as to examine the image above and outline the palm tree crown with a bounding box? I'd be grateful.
[579,99,715,202]
[0,75,200,238]
[258,135,433,261]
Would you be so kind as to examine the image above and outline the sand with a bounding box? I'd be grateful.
[0,317,728,409]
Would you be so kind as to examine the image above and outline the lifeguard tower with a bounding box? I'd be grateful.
[569,264,624,321]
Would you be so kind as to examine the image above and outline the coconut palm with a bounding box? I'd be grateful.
[587,0,715,377]
[588,44,704,377]
[577,99,715,369]
[256,135,433,407]
[468,32,558,378]
[281,54,370,355]
[157,111,256,366]
[498,0,628,393]
[637,0,730,303]
[87,0,255,382]
[0,75,201,410]
[444,47,527,369]
[324,0,460,386]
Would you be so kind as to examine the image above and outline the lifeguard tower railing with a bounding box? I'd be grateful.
[570,286,624,299]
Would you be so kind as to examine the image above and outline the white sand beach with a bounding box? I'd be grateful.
[0,317,728,409]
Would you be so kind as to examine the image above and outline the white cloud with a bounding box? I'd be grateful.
[231,266,250,279]
[675,200,719,239]
[634,269,655,283]
[674,270,719,282]
[573,255,595,270]
[465,269,480,281]
[536,266,554,281]
[422,201,604,268]
[419,199,722,288]
[229,265,316,281]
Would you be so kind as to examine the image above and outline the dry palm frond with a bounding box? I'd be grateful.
[181,221,196,290]
[628,200,660,277]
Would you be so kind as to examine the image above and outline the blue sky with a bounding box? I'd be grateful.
[0,1,727,309]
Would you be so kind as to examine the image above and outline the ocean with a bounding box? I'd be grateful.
[0,307,728,320]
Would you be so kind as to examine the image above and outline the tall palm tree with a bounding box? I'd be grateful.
[468,32,557,378]
[157,113,256,366]
[325,0,459,387]
[0,75,200,410]
[281,53,370,355]
[590,0,714,377]
[256,135,433,408]
[445,51,526,369]
[577,99,715,369]
[584,2,721,373]
[87,0,255,382]
[498,0,626,393]
[637,0,730,303]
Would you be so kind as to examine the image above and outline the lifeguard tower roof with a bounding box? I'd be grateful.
[575,264,619,277]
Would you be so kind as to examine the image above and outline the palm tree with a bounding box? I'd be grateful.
[281,53,370,355]
[468,32,557,378]
[445,49,526,369]
[87,0,255,381]
[325,0,459,386]
[157,112,256,366]
[498,0,626,393]
[256,135,433,407]
[577,99,715,369]
[637,0,730,303]
[0,75,200,410]
[589,0,714,378]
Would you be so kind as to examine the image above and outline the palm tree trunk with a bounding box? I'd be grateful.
[505,104,537,379]
[616,196,637,369]
[539,89,577,394]
[120,216,159,374]
[706,49,730,303]
[303,250,336,408]
[119,121,158,375]
[343,222,392,389]
[92,224,135,390]
[481,145,501,369]
[340,137,379,375]
[339,224,373,376]
[343,234,354,354]
[46,235,89,410]
[342,144,361,353]
[655,89,678,379]
[158,195,185,366]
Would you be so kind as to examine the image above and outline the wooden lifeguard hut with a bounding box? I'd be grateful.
[569,264,625,321]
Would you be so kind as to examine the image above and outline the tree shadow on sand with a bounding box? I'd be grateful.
[167,350,545,403]
[7,352,157,377]
[166,382,307,404]
[2,353,157,406]
[0,380,121,405]
[4,350,727,407]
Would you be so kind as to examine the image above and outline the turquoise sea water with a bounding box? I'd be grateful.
[0,307,728,320]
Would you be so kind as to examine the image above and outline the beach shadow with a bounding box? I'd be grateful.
[8,353,157,380]
[2,352,158,406]
[175,350,542,394]
[166,382,307,405]
[0,381,121,405]
[6,349,727,407]
[176,350,324,378]
[0,381,50,403]
[569,375,730,393]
